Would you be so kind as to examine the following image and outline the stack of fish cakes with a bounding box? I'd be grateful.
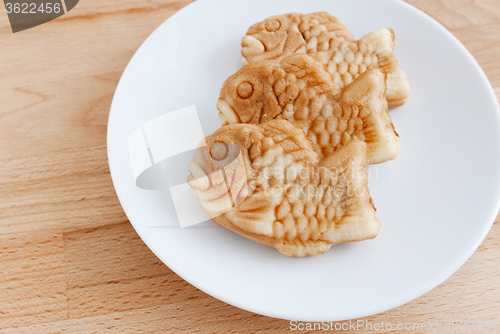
[188,12,411,257]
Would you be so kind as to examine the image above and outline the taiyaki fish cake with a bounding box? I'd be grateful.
[187,120,380,257]
[241,12,411,108]
[217,54,401,164]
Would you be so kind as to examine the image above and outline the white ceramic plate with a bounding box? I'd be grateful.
[108,0,500,321]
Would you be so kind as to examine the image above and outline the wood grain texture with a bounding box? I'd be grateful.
[0,0,499,333]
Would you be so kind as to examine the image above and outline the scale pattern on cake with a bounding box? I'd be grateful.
[218,54,401,164]
[241,12,411,108]
[187,120,380,256]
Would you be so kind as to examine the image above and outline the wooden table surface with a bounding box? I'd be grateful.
[1,0,499,333]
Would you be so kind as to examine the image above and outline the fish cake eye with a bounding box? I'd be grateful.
[237,82,254,99]
[265,19,281,32]
[210,143,228,161]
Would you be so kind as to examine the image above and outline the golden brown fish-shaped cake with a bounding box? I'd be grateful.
[217,54,401,164]
[241,12,411,108]
[187,120,380,257]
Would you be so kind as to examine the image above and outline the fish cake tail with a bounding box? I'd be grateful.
[359,28,411,108]
[340,68,402,164]
[318,140,381,243]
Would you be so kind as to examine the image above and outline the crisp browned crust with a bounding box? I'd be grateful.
[188,120,380,257]
[218,54,401,164]
[241,12,411,108]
